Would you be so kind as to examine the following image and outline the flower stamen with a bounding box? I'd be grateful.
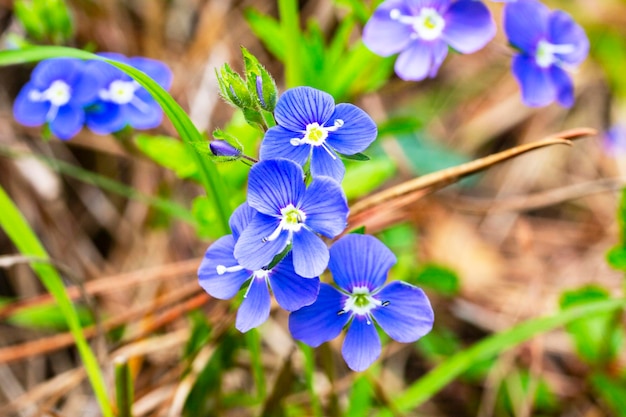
[535,40,576,68]
[216,264,245,275]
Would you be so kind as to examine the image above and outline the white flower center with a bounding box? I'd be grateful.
[535,40,576,68]
[28,80,72,121]
[263,204,307,242]
[342,286,382,323]
[290,120,343,160]
[390,7,445,41]
[99,80,139,104]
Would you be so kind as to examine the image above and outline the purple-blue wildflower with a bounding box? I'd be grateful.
[233,158,348,279]
[259,87,377,182]
[13,58,101,140]
[198,202,320,333]
[289,234,434,372]
[84,53,172,134]
[504,0,589,107]
[362,0,496,81]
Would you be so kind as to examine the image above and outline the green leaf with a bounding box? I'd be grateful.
[135,134,199,180]
[607,245,626,270]
[374,297,626,416]
[338,152,370,161]
[4,300,94,331]
[415,264,460,296]
[346,376,374,417]
[342,156,396,200]
[559,285,624,364]
[244,9,285,61]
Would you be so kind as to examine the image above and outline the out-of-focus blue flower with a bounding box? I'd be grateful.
[362,0,496,81]
[13,58,100,140]
[84,53,172,134]
[260,87,377,182]
[234,158,348,278]
[604,124,626,156]
[198,203,320,332]
[504,0,588,107]
[289,234,434,371]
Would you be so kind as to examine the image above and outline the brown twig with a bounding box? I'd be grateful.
[348,128,597,227]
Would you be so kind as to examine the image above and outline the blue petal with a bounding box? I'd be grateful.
[394,40,437,81]
[247,159,306,216]
[49,105,84,140]
[300,177,348,237]
[274,87,335,132]
[512,54,555,107]
[548,10,589,66]
[310,146,345,182]
[442,0,495,54]
[85,101,126,135]
[269,254,320,311]
[86,60,126,85]
[68,62,101,105]
[259,125,312,166]
[128,57,173,89]
[504,0,549,53]
[125,98,164,130]
[13,82,49,126]
[550,66,574,108]
[329,235,395,292]
[234,212,290,271]
[30,58,81,88]
[362,0,414,56]
[198,235,251,299]
[427,39,449,78]
[342,316,381,372]
[288,283,349,347]
[371,281,434,343]
[326,103,378,155]
[236,278,271,332]
[229,202,257,241]
[291,228,329,278]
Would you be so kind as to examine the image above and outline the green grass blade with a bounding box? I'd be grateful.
[0,184,113,417]
[0,46,231,234]
[375,297,626,416]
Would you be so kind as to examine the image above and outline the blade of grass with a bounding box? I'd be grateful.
[114,356,134,417]
[374,297,626,416]
[0,184,113,417]
[0,46,231,234]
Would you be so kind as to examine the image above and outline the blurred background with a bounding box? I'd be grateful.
[0,0,625,416]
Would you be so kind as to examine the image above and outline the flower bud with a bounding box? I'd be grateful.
[209,139,241,158]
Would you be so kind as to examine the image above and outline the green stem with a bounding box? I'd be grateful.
[278,0,302,88]
[114,356,134,417]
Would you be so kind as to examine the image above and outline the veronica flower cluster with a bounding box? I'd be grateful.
[199,85,434,371]
[13,55,172,140]
[362,0,589,108]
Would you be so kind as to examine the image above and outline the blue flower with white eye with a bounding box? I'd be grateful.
[13,58,100,140]
[260,87,377,182]
[84,53,172,134]
[504,0,589,107]
[362,0,496,81]
[289,234,434,372]
[198,202,320,333]
[233,158,348,279]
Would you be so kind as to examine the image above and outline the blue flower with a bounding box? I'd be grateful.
[260,87,377,182]
[289,234,434,371]
[13,58,100,140]
[504,0,589,107]
[84,53,172,134]
[362,0,496,81]
[198,202,320,332]
[234,158,348,278]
